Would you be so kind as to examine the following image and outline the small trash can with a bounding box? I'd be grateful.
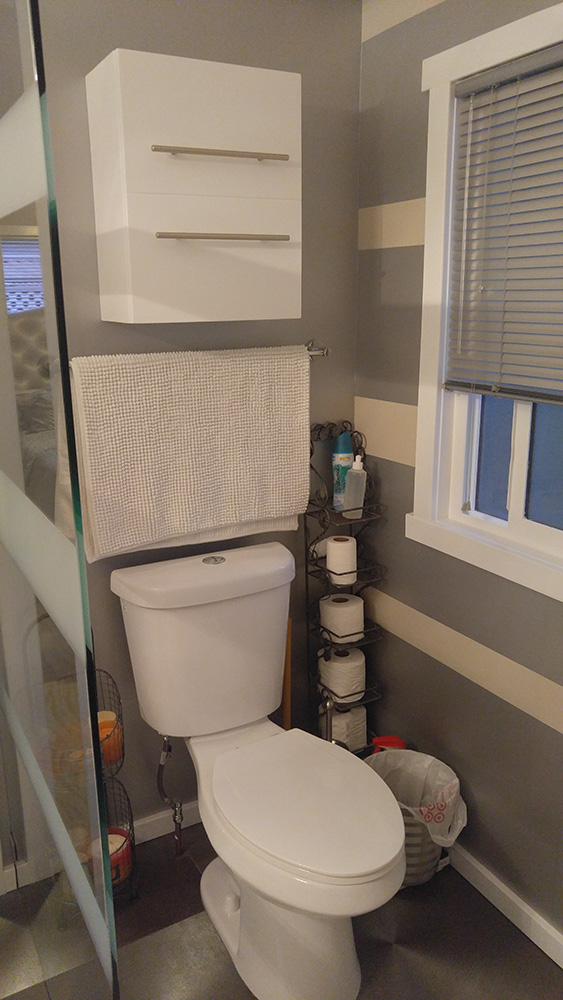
[366,749,467,887]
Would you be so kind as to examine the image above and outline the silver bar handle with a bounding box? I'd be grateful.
[151,144,289,162]
[155,232,290,241]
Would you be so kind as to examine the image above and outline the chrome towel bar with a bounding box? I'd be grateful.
[151,144,289,162]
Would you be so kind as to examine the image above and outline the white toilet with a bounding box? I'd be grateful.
[111,542,405,1000]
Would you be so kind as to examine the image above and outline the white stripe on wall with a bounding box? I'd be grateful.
[358,198,426,250]
[362,0,446,43]
[354,396,417,467]
[363,589,563,735]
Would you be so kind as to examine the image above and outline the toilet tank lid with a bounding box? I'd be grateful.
[110,542,295,608]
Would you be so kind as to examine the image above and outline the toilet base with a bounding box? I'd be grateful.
[201,857,361,1000]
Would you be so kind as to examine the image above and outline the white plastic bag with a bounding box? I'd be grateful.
[366,749,467,847]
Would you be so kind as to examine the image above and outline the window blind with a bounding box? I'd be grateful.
[0,237,44,314]
[446,58,563,405]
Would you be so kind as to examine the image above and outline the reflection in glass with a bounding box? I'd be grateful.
[1,229,57,518]
[0,0,117,996]
[17,605,103,899]
[0,542,116,994]
[1,230,44,312]
[0,734,112,997]
[0,83,60,523]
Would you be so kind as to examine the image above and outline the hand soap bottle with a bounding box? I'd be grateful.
[342,454,367,519]
[332,431,354,511]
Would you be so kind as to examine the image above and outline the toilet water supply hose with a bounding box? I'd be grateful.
[157,736,184,855]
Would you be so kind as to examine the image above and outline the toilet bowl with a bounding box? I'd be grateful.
[187,718,406,1000]
[110,542,406,1000]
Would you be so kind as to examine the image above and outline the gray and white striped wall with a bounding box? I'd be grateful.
[357,0,563,964]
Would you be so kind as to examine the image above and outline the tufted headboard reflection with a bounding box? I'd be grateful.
[7,306,57,517]
[8,307,51,392]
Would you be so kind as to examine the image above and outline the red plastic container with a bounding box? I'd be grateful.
[371,735,406,753]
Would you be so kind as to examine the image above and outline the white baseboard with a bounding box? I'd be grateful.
[133,799,201,845]
[1,853,62,895]
[0,865,17,895]
[450,843,563,970]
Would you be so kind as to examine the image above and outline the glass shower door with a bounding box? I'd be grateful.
[0,0,118,996]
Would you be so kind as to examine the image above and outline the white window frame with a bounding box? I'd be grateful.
[405,3,563,603]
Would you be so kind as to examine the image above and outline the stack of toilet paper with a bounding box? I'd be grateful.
[326,535,357,586]
[319,593,364,643]
[319,705,367,752]
[318,648,365,702]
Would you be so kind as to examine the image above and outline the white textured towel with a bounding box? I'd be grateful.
[70,345,310,561]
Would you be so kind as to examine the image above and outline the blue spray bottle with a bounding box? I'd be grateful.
[332,431,354,511]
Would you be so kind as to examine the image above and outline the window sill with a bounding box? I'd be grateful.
[405,512,563,603]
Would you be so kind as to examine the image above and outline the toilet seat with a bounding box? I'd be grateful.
[212,728,405,882]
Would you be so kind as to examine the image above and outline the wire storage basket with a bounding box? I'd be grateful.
[95,669,124,777]
[104,777,136,897]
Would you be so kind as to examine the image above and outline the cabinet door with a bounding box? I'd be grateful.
[117,49,301,201]
[121,193,301,323]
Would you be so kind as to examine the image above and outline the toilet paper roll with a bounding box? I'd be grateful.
[319,705,367,752]
[318,647,365,702]
[319,594,364,643]
[326,535,357,585]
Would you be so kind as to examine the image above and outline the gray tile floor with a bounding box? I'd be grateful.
[354,867,563,1000]
[6,826,563,1000]
[0,868,108,1000]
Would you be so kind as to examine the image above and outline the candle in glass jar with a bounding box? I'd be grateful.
[98,711,123,767]
[107,826,132,884]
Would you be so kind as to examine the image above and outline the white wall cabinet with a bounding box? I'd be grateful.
[85,49,301,323]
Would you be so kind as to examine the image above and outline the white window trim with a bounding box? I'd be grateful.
[406,3,563,603]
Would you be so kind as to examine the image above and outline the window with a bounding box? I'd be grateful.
[0,232,44,314]
[406,4,563,602]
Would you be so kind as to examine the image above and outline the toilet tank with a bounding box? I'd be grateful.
[110,542,295,737]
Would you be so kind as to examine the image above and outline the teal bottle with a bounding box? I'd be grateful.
[332,432,354,511]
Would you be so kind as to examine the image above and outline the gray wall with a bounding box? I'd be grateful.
[38,0,362,822]
[359,0,563,931]
[38,0,563,939]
